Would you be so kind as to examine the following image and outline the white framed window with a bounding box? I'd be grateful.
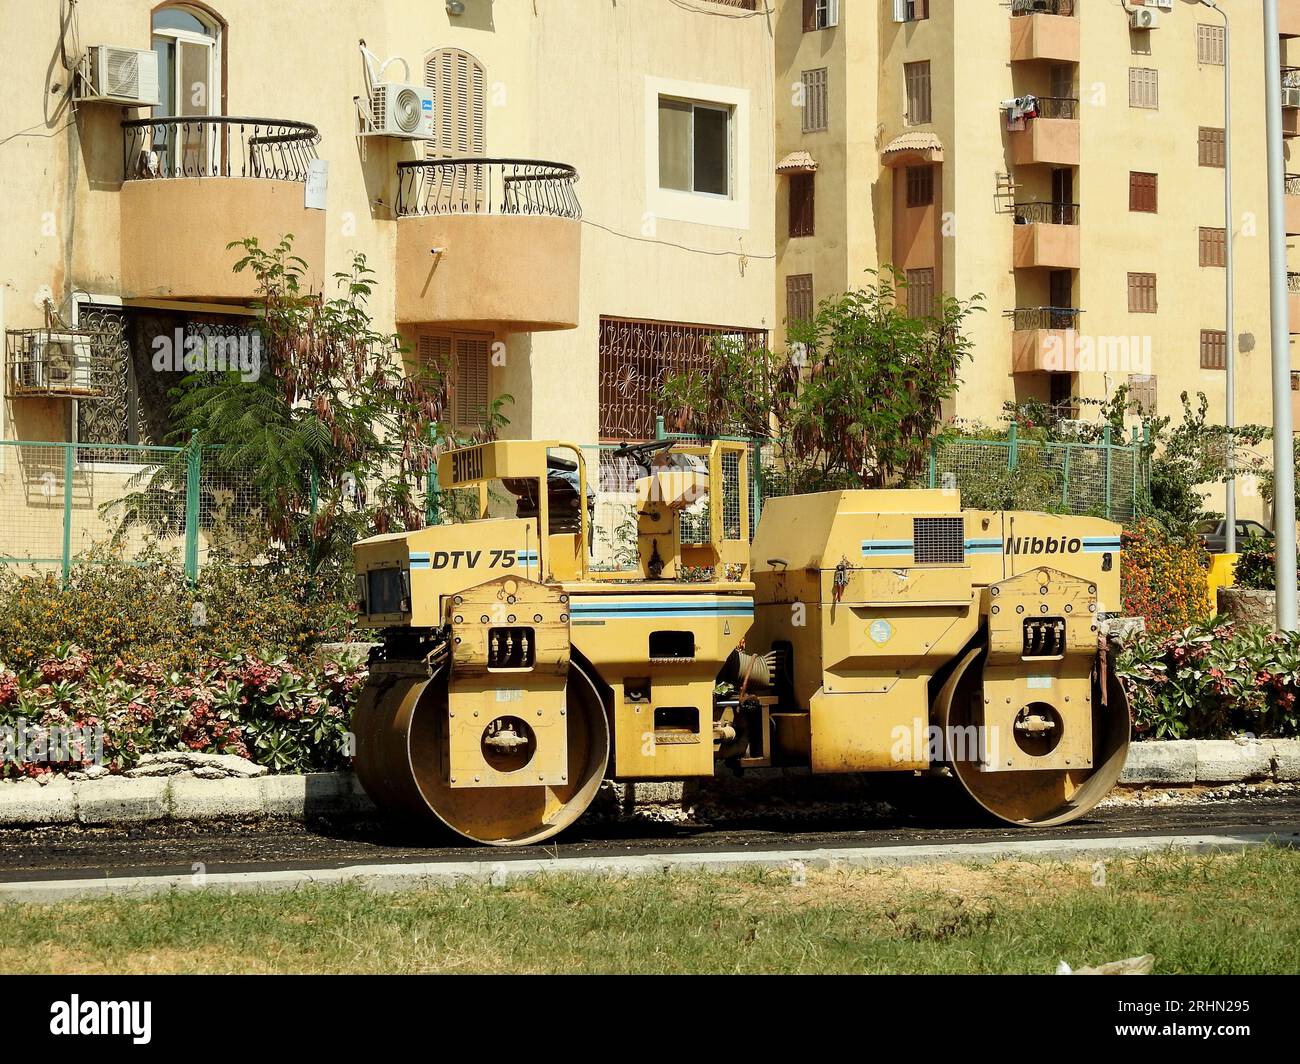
[645,77,751,230]
[813,0,840,29]
[658,97,732,198]
[151,4,222,172]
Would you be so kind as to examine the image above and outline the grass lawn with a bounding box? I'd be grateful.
[3,847,1299,974]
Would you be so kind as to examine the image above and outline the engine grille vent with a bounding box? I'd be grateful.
[913,518,966,566]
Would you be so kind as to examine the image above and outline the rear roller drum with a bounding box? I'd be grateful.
[353,662,610,846]
[932,644,1130,828]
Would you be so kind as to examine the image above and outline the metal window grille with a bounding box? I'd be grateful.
[906,165,934,208]
[905,61,932,125]
[598,317,767,441]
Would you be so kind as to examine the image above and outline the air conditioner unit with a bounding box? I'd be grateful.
[80,46,160,105]
[25,333,94,391]
[1284,87,1300,110]
[1130,8,1159,30]
[369,81,435,140]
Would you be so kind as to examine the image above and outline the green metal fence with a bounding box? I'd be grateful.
[925,424,1149,522]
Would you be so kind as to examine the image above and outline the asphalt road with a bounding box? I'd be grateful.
[1,789,1297,884]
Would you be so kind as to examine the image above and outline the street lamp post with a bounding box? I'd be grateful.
[1198,0,1237,554]
[1265,0,1299,630]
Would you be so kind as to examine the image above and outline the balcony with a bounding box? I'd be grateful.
[1281,0,1300,39]
[1012,202,1080,269]
[394,158,582,331]
[119,117,326,302]
[1290,273,1300,334]
[1009,306,1082,374]
[1008,98,1080,166]
[1009,1,1078,64]
[1288,175,1300,236]
[1284,69,1300,138]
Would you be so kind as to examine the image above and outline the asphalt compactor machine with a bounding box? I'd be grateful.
[353,439,1130,846]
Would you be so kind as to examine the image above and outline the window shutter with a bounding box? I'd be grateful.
[801,68,828,133]
[1128,273,1158,314]
[1127,375,1157,417]
[1199,127,1226,168]
[1129,67,1158,109]
[426,48,487,159]
[1201,330,1228,370]
[787,274,814,324]
[1129,171,1158,213]
[906,268,935,318]
[1200,227,1227,267]
[803,0,817,32]
[1197,24,1226,66]
[455,334,490,428]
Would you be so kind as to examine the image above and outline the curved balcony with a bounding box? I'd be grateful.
[119,117,327,302]
[394,158,582,332]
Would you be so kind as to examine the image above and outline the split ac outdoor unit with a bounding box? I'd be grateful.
[1284,87,1300,110]
[25,333,94,391]
[1129,8,1159,30]
[369,81,435,140]
[80,46,160,105]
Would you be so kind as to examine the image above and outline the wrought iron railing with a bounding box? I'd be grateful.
[1287,174,1300,195]
[121,116,321,181]
[1008,307,1082,331]
[1011,0,1075,15]
[1283,66,1300,91]
[396,158,582,219]
[1289,272,1300,294]
[1036,96,1079,120]
[1013,201,1080,225]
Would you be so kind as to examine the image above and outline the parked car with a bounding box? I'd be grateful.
[1197,519,1273,554]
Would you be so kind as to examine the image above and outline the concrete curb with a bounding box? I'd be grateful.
[0,831,1293,904]
[0,739,1297,829]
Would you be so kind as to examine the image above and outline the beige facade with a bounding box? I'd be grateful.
[1,0,775,449]
[775,0,1300,520]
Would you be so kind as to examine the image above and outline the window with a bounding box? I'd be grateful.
[151,4,222,171]
[803,0,840,31]
[1127,375,1158,417]
[599,317,767,441]
[1128,272,1157,314]
[787,274,814,325]
[801,68,828,134]
[418,332,492,431]
[1200,227,1227,268]
[1197,24,1226,66]
[659,98,731,197]
[906,165,934,208]
[425,48,487,159]
[1129,67,1159,109]
[906,268,935,318]
[1129,171,1158,213]
[905,62,932,125]
[1201,329,1228,370]
[789,173,815,237]
[892,0,928,21]
[1199,127,1226,168]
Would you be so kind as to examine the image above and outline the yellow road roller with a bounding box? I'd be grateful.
[352,438,1130,846]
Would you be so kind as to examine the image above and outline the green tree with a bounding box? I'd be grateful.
[660,269,983,488]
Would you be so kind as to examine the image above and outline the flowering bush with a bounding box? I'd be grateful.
[0,644,367,780]
[1121,519,1211,637]
[0,548,357,674]
[1117,621,1300,741]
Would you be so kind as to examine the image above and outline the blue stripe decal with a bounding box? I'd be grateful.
[861,540,914,556]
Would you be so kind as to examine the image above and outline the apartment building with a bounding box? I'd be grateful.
[776,0,1300,516]
[0,0,774,521]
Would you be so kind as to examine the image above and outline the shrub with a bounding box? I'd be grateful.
[1233,536,1300,593]
[1118,622,1300,740]
[0,548,357,675]
[1121,519,1210,636]
[0,644,366,779]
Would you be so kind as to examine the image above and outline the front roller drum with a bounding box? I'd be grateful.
[933,645,1131,828]
[353,662,609,846]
